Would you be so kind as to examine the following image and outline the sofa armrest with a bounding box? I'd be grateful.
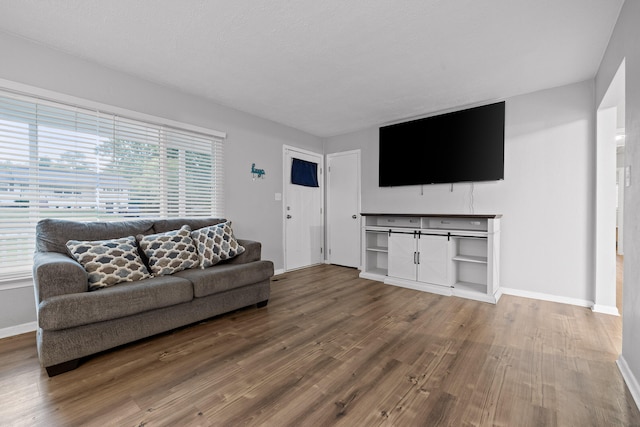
[33,252,88,303]
[225,239,261,265]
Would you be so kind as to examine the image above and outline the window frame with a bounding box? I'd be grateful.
[0,80,226,284]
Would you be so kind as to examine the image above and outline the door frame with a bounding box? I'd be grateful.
[594,58,625,316]
[326,149,362,268]
[282,145,325,272]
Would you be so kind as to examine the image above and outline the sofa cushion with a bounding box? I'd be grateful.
[66,236,152,291]
[191,222,245,268]
[36,218,155,254]
[137,225,200,276]
[152,217,226,234]
[175,260,274,298]
[38,275,194,330]
[224,239,261,265]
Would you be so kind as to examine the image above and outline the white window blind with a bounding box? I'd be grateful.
[0,90,225,281]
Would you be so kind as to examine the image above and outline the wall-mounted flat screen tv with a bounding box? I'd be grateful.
[379,101,505,186]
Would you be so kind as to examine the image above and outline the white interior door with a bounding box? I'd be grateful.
[327,150,361,268]
[283,146,324,271]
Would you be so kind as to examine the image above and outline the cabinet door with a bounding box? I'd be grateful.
[388,233,417,280]
[417,235,451,286]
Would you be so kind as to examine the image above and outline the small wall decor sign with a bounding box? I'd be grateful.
[251,163,266,180]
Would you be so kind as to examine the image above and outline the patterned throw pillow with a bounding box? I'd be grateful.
[137,225,200,276]
[66,236,152,291]
[191,222,245,268]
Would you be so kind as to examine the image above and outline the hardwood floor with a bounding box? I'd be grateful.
[1,264,638,426]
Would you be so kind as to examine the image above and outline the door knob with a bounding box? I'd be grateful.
[352,215,357,219]
[286,215,292,219]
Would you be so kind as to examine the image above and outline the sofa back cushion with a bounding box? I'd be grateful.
[35,217,227,254]
[152,217,226,234]
[36,218,155,254]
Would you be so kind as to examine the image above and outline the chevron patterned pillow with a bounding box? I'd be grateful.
[137,225,200,276]
[66,236,151,291]
[191,222,245,268]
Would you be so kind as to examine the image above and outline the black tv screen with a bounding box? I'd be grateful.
[379,101,505,186]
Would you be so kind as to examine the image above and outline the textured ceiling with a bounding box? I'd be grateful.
[0,0,624,137]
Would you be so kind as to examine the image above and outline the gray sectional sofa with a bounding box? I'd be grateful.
[33,217,273,376]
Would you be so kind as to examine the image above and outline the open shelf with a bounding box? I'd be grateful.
[452,254,487,264]
[364,228,389,276]
[453,281,486,294]
[365,267,387,276]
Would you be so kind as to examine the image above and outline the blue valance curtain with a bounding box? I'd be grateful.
[291,158,319,187]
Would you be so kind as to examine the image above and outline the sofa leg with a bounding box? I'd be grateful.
[257,299,269,308]
[46,359,81,377]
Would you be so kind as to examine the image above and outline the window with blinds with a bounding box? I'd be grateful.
[0,90,225,282]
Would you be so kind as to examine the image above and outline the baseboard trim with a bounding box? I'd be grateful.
[385,277,452,297]
[500,287,593,309]
[0,321,36,339]
[592,304,620,316]
[273,268,286,276]
[618,355,640,411]
[0,280,32,291]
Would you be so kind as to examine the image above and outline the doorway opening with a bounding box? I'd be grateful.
[616,129,625,314]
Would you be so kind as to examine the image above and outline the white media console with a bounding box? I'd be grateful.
[360,214,502,304]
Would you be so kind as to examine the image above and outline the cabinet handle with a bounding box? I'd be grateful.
[413,252,417,264]
[417,252,420,264]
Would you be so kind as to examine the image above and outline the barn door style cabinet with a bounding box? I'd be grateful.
[360,214,502,304]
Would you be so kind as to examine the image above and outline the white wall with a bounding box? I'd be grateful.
[594,106,618,314]
[326,80,596,304]
[0,31,323,331]
[0,286,36,338]
[595,0,640,406]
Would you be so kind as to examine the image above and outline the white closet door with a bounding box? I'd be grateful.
[417,235,451,286]
[388,233,416,280]
[327,150,360,268]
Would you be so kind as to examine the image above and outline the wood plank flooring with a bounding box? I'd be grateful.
[1,264,639,426]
